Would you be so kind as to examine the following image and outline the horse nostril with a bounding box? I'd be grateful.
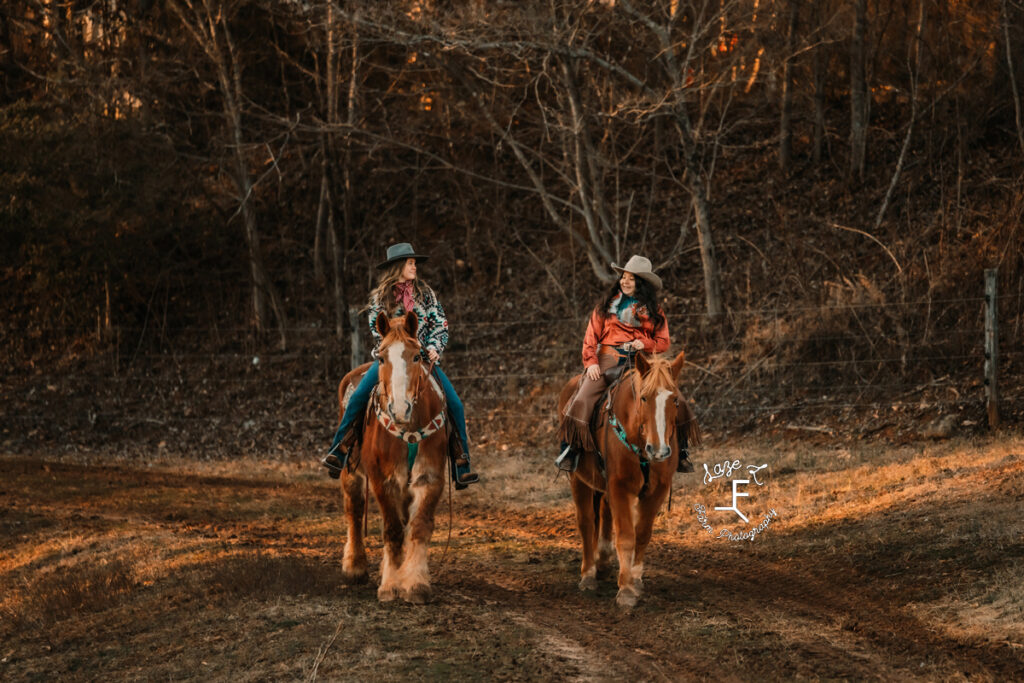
[645,444,654,455]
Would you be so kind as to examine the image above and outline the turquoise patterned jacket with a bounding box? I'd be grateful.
[368,286,449,359]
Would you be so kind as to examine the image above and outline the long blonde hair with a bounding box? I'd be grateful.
[369,261,433,316]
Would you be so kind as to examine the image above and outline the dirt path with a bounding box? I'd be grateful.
[2,437,1023,680]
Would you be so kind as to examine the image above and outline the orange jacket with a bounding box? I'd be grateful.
[581,305,670,368]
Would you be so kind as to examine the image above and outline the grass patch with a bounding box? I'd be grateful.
[3,557,136,630]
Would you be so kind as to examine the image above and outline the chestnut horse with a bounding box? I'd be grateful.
[557,351,689,608]
[336,312,449,603]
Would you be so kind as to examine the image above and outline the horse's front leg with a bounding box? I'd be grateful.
[607,479,641,608]
[596,493,614,580]
[370,474,406,602]
[340,464,368,584]
[570,475,599,591]
[397,454,445,604]
[632,480,670,591]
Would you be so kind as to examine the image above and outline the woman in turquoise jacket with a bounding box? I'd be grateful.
[322,243,479,488]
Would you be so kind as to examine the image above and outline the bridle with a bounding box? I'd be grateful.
[607,363,678,462]
[373,342,446,445]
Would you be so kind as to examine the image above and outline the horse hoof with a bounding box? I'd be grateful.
[633,577,644,591]
[341,569,368,585]
[404,583,432,604]
[616,586,640,609]
[578,575,598,592]
[377,585,400,602]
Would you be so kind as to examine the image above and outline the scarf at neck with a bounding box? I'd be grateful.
[393,281,416,313]
[609,292,642,326]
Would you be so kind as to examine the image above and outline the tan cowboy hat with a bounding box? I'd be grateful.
[611,254,662,290]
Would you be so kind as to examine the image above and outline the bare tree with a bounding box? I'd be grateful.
[1003,0,1024,156]
[779,0,800,172]
[168,0,288,349]
[872,0,924,233]
[849,0,868,179]
[616,0,727,320]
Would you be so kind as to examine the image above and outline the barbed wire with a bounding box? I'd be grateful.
[0,396,1002,427]
[6,349,1018,388]
[8,293,1020,337]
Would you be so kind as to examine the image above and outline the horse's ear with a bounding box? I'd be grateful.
[670,349,686,379]
[635,352,651,376]
[404,310,418,337]
[375,312,390,340]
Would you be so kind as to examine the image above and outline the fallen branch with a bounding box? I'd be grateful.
[785,424,835,435]
[827,222,903,274]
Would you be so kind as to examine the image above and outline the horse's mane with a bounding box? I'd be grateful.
[382,317,420,347]
[627,356,675,398]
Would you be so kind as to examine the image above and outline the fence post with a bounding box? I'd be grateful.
[984,268,999,428]
[349,306,364,368]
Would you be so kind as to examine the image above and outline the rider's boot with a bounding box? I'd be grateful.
[322,429,358,479]
[448,433,479,490]
[555,441,581,473]
[676,431,694,473]
[453,455,480,490]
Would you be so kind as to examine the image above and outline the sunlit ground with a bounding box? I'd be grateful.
[2,433,1022,680]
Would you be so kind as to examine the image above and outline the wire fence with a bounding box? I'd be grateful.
[2,293,1021,451]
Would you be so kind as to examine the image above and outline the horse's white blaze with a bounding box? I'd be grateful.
[654,389,673,449]
[387,343,408,414]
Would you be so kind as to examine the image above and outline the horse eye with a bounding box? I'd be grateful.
[413,356,421,362]
[641,397,647,402]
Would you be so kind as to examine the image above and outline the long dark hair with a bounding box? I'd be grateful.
[594,275,664,329]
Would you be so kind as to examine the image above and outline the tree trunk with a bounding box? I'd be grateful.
[619,0,725,321]
[334,18,360,343]
[849,0,869,179]
[675,104,725,322]
[313,173,328,285]
[779,0,800,173]
[174,0,288,348]
[1002,0,1024,156]
[812,30,826,166]
[560,56,617,272]
[436,54,616,284]
[872,0,924,234]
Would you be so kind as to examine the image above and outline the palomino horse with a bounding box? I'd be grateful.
[557,350,690,608]
[336,312,450,603]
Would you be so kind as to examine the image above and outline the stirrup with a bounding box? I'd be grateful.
[322,452,347,479]
[452,455,479,489]
[455,471,480,487]
[555,445,579,473]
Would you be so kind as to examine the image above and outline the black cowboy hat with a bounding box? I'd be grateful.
[376,242,430,269]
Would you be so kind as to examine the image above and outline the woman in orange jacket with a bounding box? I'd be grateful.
[556,255,695,473]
